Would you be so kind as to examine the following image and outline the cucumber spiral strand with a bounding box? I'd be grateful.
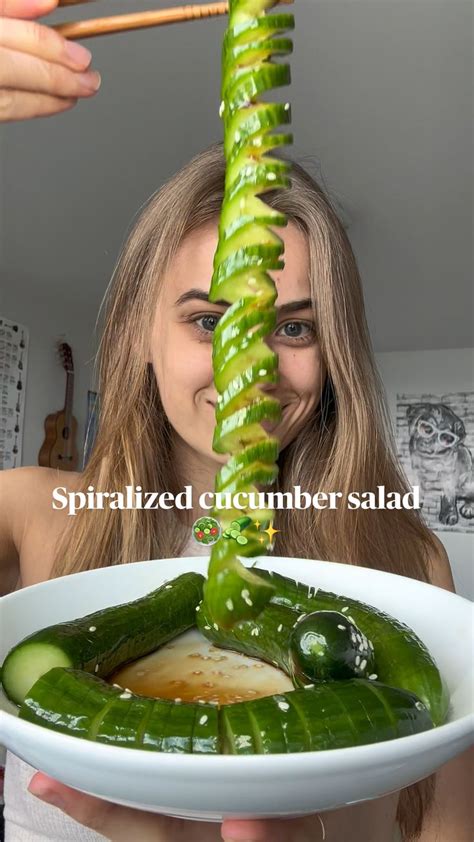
[203,0,295,628]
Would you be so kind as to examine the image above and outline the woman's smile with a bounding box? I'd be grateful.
[149,220,326,484]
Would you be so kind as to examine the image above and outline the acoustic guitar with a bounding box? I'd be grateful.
[38,342,79,470]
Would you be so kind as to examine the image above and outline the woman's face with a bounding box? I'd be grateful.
[150,221,326,470]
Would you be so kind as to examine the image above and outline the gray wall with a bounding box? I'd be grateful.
[1,0,472,351]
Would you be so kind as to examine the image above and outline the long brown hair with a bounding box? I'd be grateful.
[52,141,438,839]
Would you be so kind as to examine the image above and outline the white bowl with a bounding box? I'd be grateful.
[0,556,473,821]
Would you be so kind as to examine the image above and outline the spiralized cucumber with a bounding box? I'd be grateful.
[203,0,295,628]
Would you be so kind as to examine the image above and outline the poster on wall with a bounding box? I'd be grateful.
[396,392,474,533]
[0,317,29,470]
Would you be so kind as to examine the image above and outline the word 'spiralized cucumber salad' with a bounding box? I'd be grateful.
[1,570,448,753]
[0,0,449,758]
[202,0,296,628]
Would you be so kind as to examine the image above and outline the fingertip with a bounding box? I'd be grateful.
[36,0,60,12]
[221,819,265,841]
[28,772,67,810]
[28,771,54,794]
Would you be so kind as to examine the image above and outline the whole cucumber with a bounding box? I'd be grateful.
[2,572,204,706]
[253,569,449,725]
[19,668,432,755]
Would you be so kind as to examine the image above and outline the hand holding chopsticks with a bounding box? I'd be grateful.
[0,0,292,123]
[53,0,293,41]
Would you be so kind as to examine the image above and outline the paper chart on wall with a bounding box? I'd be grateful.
[0,317,29,470]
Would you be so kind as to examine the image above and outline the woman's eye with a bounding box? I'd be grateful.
[275,321,315,343]
[193,314,221,334]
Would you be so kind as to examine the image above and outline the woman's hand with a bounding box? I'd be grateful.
[28,772,326,841]
[0,0,101,122]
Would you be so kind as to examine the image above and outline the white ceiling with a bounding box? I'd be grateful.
[1,0,472,351]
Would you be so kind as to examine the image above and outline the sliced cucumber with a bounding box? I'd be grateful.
[2,572,204,706]
[221,681,433,754]
[253,569,449,726]
[19,668,220,754]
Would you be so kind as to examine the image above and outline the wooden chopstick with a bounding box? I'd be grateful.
[53,0,293,41]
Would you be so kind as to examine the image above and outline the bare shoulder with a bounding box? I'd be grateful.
[427,533,456,593]
[0,466,82,589]
[1,465,80,517]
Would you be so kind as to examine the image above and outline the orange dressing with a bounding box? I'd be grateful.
[110,628,293,705]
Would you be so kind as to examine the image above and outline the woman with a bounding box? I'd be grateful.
[0,1,471,840]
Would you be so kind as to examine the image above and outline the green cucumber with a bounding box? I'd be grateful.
[19,668,220,754]
[197,601,375,685]
[198,599,299,679]
[1,572,204,706]
[220,681,433,754]
[19,668,432,755]
[203,0,295,628]
[253,569,449,725]
[290,611,376,682]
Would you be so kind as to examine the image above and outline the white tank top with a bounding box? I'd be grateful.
[3,537,210,841]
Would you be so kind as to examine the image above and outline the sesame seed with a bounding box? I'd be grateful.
[195,605,200,611]
[267,172,277,181]
[204,625,211,630]
[369,640,374,651]
[235,131,240,142]
[341,607,349,613]
[250,627,259,636]
[277,701,290,712]
[225,598,234,611]
[359,642,365,652]
[199,715,209,725]
[174,697,182,703]
[368,673,378,680]
[304,683,315,689]
[213,623,219,631]
[415,701,425,711]
[277,624,283,632]
[355,655,361,666]
[165,585,173,590]
[348,616,356,624]
[219,100,225,117]
[360,658,367,671]
[119,691,132,700]
[94,664,99,673]
[337,624,345,630]
[284,102,290,110]
[88,626,96,632]
[258,369,267,376]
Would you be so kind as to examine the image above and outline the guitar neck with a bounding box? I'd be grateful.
[64,372,75,444]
